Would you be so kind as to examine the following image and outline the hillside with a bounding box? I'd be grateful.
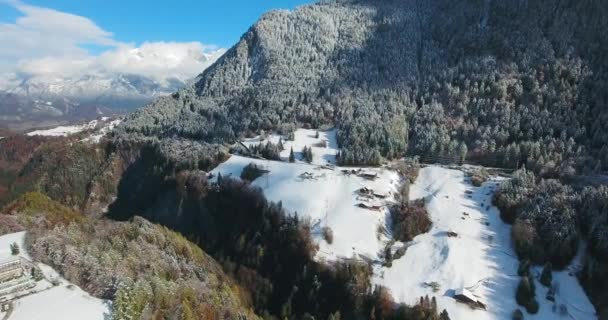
[120,0,607,174]
[2,0,608,319]
[0,192,258,319]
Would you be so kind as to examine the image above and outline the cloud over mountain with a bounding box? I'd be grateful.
[0,0,225,89]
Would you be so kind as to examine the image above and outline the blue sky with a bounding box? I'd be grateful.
[0,0,313,85]
[0,0,312,49]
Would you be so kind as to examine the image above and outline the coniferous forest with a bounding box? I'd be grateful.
[1,0,608,319]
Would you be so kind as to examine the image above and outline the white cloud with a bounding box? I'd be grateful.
[0,1,225,89]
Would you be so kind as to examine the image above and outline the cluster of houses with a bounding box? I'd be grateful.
[0,256,37,312]
[341,169,379,180]
[355,187,389,212]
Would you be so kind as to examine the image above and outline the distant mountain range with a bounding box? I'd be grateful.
[0,49,223,130]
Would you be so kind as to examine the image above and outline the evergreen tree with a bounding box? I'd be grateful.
[540,262,552,287]
[439,309,451,320]
[10,242,19,255]
[307,147,314,163]
[289,147,295,163]
[516,276,539,314]
[512,309,524,320]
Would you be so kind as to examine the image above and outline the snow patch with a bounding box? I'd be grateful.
[26,120,98,137]
[242,128,338,165]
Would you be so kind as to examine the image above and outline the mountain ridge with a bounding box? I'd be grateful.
[120,0,608,173]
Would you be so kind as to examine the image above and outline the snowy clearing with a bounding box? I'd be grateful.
[26,120,99,137]
[83,119,122,143]
[212,129,399,260]
[242,128,338,165]
[26,118,121,143]
[373,166,597,320]
[213,128,597,319]
[0,232,110,320]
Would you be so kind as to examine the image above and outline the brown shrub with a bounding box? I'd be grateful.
[322,226,334,244]
[391,199,432,242]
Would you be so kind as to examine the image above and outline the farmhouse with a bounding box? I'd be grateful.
[358,171,378,180]
[0,258,23,283]
[453,287,486,310]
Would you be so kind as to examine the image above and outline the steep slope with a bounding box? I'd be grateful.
[121,0,608,172]
[0,192,259,319]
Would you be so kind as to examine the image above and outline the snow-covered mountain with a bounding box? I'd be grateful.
[0,45,225,130]
[8,74,182,107]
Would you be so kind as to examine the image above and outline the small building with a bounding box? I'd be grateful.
[358,171,378,180]
[373,192,388,199]
[0,258,23,283]
[357,203,383,211]
[357,187,373,195]
[453,287,486,310]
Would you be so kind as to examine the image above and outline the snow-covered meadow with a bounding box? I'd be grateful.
[373,167,596,320]
[213,129,400,260]
[26,117,122,143]
[212,128,598,320]
[0,232,110,320]
[26,120,99,137]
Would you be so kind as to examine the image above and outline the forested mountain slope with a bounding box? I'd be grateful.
[120,0,608,174]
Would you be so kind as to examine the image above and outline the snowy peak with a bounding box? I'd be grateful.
[10,73,184,101]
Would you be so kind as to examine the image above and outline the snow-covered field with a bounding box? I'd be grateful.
[83,118,122,143]
[26,117,121,143]
[213,129,399,260]
[242,128,338,165]
[26,120,99,137]
[0,232,110,320]
[212,128,597,320]
[373,166,597,320]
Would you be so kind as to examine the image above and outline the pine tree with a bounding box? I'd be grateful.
[10,242,19,255]
[289,147,295,163]
[458,142,468,164]
[540,262,552,287]
[307,147,313,163]
[439,309,451,320]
